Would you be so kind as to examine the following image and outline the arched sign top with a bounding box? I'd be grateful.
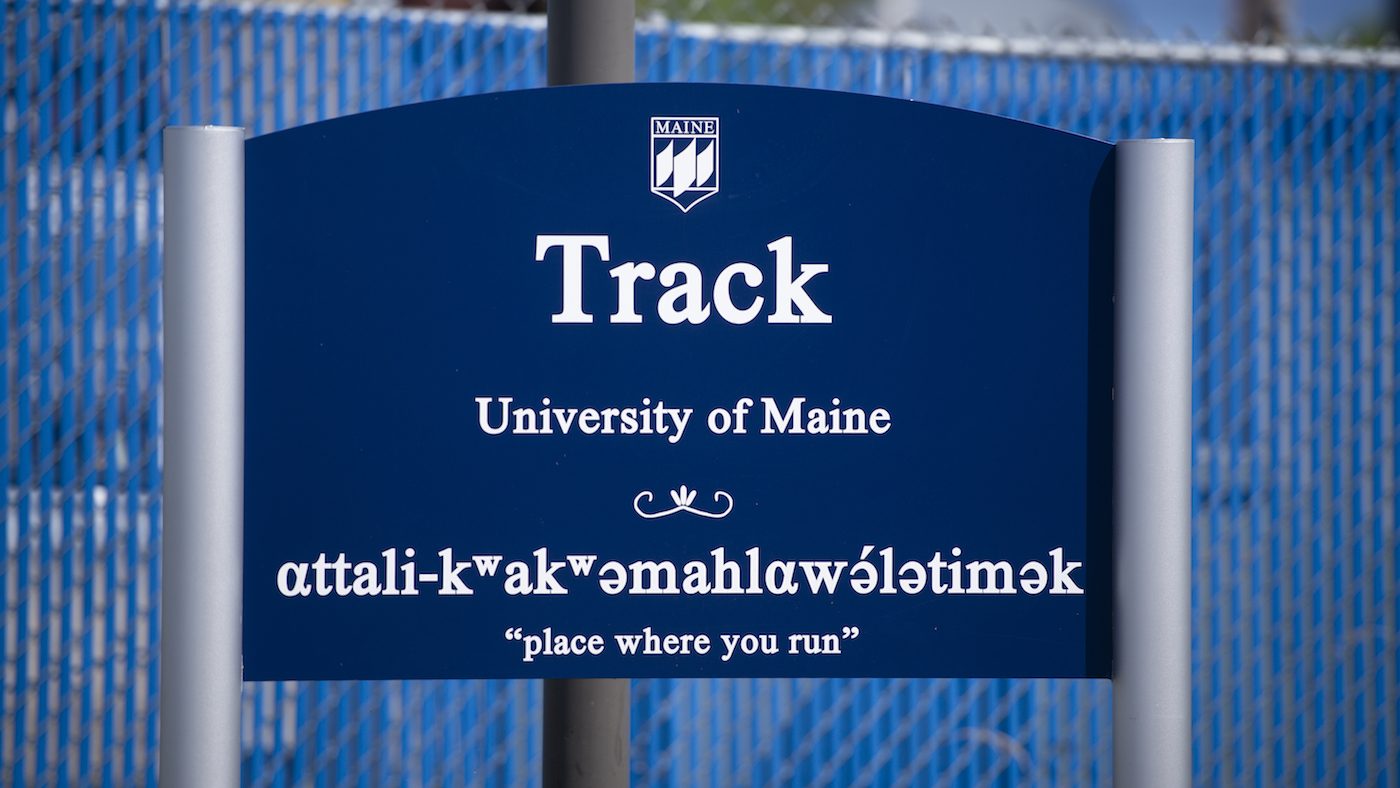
[252,81,1112,154]
[249,84,1112,221]
[243,83,1113,681]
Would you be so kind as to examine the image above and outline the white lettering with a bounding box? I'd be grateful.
[536,234,608,323]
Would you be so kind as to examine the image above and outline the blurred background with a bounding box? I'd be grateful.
[293,0,1398,43]
[2,0,1398,785]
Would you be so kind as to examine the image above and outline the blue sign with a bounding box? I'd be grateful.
[244,84,1112,680]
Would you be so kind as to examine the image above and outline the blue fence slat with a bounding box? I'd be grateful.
[273,9,288,131]
[55,2,80,781]
[294,11,308,125]
[189,2,204,124]
[34,3,58,775]
[0,1,9,773]
[315,12,329,121]
[212,6,227,126]
[335,13,350,117]
[354,14,371,114]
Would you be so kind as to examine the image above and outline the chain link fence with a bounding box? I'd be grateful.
[3,1,1397,785]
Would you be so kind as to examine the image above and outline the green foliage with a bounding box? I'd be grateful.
[1333,19,1397,48]
[636,0,859,26]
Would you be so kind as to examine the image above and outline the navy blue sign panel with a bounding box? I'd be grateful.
[244,84,1113,681]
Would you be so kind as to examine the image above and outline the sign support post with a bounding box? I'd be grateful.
[159,126,246,787]
[1113,139,1194,787]
[544,2,634,787]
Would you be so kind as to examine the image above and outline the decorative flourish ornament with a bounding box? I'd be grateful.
[633,485,734,520]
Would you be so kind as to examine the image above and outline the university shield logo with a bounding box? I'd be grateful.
[650,116,719,212]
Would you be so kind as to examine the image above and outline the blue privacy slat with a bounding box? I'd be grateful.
[252,7,267,135]
[294,12,307,124]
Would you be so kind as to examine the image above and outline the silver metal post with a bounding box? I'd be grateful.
[1113,139,1194,787]
[547,0,636,86]
[159,126,245,788]
[545,4,632,787]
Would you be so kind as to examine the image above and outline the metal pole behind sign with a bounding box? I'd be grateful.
[547,0,636,86]
[1113,139,1194,787]
[545,2,634,787]
[159,126,246,787]
[544,679,632,788]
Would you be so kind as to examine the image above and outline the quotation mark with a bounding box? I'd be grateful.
[841,626,860,639]
[503,627,524,640]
